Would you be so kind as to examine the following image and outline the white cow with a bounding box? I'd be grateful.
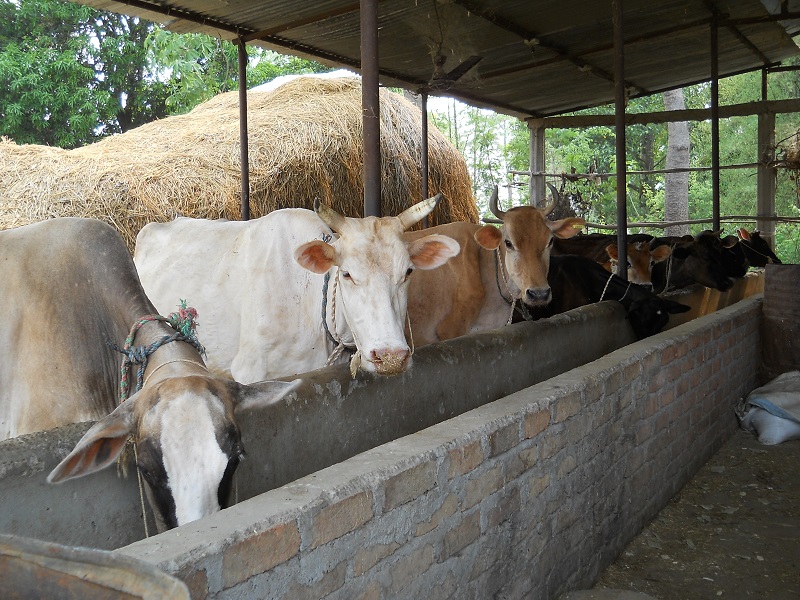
[0,218,300,532]
[134,196,460,383]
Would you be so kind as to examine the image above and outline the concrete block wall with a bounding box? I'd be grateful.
[118,295,762,600]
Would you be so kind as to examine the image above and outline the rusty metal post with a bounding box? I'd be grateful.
[237,39,250,221]
[421,90,430,227]
[361,0,381,217]
[530,121,545,207]
[613,0,628,281]
[711,18,721,231]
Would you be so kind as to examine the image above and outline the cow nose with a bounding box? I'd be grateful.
[370,348,410,375]
[525,287,551,305]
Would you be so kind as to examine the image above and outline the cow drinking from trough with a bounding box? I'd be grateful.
[0,218,300,532]
[134,196,460,383]
[405,186,585,346]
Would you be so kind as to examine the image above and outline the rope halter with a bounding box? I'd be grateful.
[109,300,206,403]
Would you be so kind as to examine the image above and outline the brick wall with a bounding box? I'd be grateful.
[118,295,762,599]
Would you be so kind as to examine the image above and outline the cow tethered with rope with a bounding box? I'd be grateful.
[0,218,300,533]
[134,195,461,383]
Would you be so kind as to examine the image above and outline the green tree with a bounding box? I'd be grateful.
[146,30,329,113]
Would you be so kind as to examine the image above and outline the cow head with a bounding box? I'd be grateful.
[294,196,460,375]
[605,241,672,289]
[474,185,584,307]
[48,377,301,532]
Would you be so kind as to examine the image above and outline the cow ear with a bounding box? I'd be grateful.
[47,399,136,484]
[408,234,460,271]
[474,225,502,250]
[295,240,337,274]
[605,244,618,260]
[650,245,672,263]
[721,235,739,249]
[233,379,303,414]
[737,228,751,241]
[549,218,585,239]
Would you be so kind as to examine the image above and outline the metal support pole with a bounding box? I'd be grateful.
[529,122,546,207]
[421,91,430,227]
[237,39,250,221]
[613,0,628,281]
[711,19,721,231]
[757,110,777,246]
[361,0,381,217]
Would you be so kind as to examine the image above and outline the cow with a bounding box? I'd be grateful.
[405,186,585,346]
[649,230,738,294]
[0,218,300,532]
[134,196,460,383]
[552,232,672,289]
[737,228,782,267]
[525,255,691,339]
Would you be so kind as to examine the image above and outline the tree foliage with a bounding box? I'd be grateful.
[0,0,326,147]
[429,62,800,263]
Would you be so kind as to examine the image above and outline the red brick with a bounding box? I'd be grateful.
[222,521,300,587]
[524,408,551,438]
[448,440,484,478]
[311,491,373,549]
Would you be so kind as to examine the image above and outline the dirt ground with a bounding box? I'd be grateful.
[594,428,800,600]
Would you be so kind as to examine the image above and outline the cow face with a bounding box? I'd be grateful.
[606,242,671,289]
[295,197,460,375]
[48,377,300,532]
[474,207,584,307]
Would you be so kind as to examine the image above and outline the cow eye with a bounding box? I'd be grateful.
[504,239,514,250]
[404,267,413,280]
[341,271,352,280]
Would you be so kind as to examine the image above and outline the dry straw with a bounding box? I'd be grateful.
[1,76,477,250]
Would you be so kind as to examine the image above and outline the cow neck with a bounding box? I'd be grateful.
[321,269,356,366]
[494,248,532,323]
[111,313,206,403]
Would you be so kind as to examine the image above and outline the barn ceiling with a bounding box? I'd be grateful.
[74,0,800,119]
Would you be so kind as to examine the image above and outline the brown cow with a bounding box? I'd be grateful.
[405,186,585,346]
[552,233,671,289]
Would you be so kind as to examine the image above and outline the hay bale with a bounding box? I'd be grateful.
[0,77,477,250]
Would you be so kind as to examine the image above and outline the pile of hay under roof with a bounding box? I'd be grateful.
[0,76,478,250]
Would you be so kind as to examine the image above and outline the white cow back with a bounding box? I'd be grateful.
[135,210,325,383]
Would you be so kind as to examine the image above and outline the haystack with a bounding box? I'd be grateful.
[0,77,477,250]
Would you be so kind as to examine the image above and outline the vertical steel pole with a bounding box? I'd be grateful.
[361,0,381,217]
[529,120,545,207]
[711,18,721,231]
[238,39,250,221]
[421,90,430,227]
[613,0,628,281]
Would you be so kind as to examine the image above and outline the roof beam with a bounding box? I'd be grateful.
[450,0,646,95]
[703,1,772,66]
[239,4,361,42]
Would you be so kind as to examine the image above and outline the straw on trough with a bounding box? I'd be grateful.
[0,77,477,251]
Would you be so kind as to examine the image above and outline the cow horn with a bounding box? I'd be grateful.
[397,193,441,230]
[314,198,347,232]
[488,186,505,219]
[544,182,560,216]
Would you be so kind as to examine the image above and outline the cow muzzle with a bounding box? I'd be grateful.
[368,348,411,376]
[524,287,552,306]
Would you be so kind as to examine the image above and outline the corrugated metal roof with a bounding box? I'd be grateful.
[74,0,800,118]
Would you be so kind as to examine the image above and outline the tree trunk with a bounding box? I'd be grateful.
[663,88,690,236]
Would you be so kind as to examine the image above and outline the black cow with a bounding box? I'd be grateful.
[522,255,691,339]
[737,228,782,267]
[649,231,737,294]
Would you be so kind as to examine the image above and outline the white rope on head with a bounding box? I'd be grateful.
[599,272,614,302]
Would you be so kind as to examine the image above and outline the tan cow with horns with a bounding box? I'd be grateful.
[405,185,586,346]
